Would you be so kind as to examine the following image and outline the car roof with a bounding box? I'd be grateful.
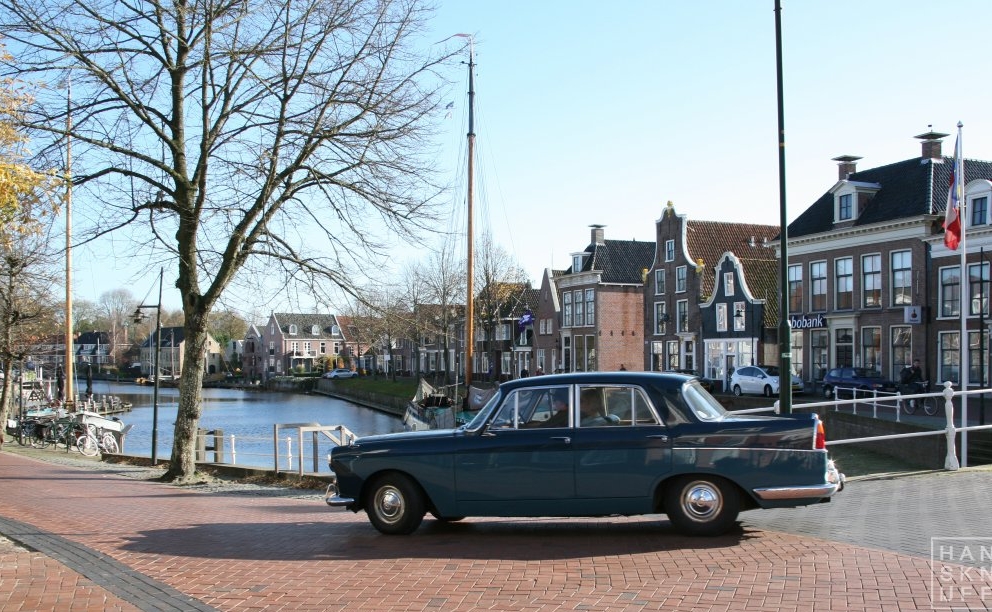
[494,371,693,393]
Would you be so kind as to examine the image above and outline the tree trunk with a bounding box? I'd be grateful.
[164,312,209,482]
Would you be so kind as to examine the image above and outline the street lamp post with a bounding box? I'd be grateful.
[133,268,163,465]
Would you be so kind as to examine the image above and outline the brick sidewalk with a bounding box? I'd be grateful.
[1,450,990,611]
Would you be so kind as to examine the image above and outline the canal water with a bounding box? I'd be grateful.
[89,381,404,473]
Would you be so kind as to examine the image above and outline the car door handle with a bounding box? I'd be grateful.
[647,435,669,442]
[550,436,571,444]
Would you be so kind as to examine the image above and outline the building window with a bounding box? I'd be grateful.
[665,240,675,262]
[716,303,727,332]
[733,301,745,331]
[835,257,853,310]
[939,331,960,384]
[585,288,595,325]
[791,329,803,380]
[891,326,912,381]
[811,329,829,382]
[811,261,827,311]
[891,250,912,306]
[268,341,275,356]
[572,255,583,272]
[969,261,990,316]
[940,266,961,318]
[835,328,853,368]
[304,341,311,355]
[724,273,735,297]
[838,193,853,221]
[971,196,988,227]
[862,254,881,308]
[563,292,572,327]
[288,324,297,335]
[654,303,668,335]
[667,340,679,370]
[788,264,803,313]
[573,290,584,327]
[676,266,687,293]
[655,269,665,295]
[861,327,881,370]
[970,330,989,386]
[676,300,688,333]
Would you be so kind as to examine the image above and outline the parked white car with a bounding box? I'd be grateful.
[322,368,358,379]
[730,365,803,397]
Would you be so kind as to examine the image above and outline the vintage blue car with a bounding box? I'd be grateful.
[326,372,843,536]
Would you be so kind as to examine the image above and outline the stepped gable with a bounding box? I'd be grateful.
[790,155,992,239]
[685,220,778,298]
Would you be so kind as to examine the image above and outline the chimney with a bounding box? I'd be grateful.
[590,224,605,245]
[832,155,862,180]
[914,128,949,160]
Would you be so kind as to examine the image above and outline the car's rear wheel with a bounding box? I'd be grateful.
[763,385,773,397]
[732,385,743,396]
[823,385,833,399]
[665,476,740,536]
[365,473,425,535]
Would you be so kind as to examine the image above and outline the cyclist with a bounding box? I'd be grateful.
[900,359,924,392]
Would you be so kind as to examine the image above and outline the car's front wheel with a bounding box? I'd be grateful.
[365,473,426,535]
[763,385,773,397]
[822,385,833,399]
[732,385,743,396]
[664,476,740,536]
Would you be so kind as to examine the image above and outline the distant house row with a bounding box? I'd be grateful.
[27,130,992,395]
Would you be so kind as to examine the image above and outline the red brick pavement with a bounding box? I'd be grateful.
[1,451,990,611]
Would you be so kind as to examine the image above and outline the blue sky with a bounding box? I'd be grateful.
[73,0,992,315]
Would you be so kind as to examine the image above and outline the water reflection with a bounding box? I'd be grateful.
[91,381,403,472]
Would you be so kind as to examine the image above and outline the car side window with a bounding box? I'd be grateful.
[603,386,662,426]
[492,386,570,429]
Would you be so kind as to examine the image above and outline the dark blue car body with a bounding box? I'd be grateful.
[327,372,843,536]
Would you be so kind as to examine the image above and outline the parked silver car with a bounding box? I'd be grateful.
[730,365,803,397]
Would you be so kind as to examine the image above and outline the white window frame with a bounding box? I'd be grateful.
[716,303,727,332]
[676,266,687,293]
[724,272,735,297]
[665,240,675,262]
[655,269,665,295]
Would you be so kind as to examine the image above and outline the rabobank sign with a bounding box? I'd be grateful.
[789,314,826,329]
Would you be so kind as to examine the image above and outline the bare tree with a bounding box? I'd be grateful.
[474,234,528,379]
[97,289,137,366]
[0,229,60,432]
[0,0,458,479]
[410,244,465,385]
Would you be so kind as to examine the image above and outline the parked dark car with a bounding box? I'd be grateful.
[821,367,898,398]
[326,372,843,536]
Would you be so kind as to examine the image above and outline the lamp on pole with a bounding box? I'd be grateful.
[133,268,163,465]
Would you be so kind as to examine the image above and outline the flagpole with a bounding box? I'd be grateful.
[956,121,969,467]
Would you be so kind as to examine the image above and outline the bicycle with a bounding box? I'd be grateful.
[901,380,937,416]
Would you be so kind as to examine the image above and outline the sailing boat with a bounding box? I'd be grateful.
[403,35,494,431]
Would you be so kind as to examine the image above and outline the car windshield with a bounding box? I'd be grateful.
[682,380,728,421]
[462,390,503,431]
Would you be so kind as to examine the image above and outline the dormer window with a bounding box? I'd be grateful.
[838,194,853,221]
[311,325,320,335]
[288,324,298,335]
[572,255,583,272]
[832,181,880,224]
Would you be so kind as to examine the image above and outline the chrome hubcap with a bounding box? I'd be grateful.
[374,486,404,524]
[681,481,722,522]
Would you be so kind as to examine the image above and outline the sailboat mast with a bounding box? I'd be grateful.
[464,40,476,388]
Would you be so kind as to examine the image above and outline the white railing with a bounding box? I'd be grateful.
[193,423,357,475]
[731,381,992,470]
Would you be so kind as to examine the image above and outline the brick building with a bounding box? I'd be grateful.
[556,225,654,373]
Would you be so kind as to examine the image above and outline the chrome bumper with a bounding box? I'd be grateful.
[324,483,355,508]
[753,460,845,501]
